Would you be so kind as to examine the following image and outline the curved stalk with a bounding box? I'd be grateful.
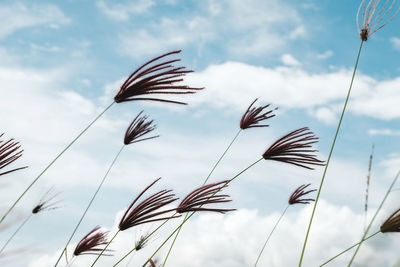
[0,214,32,254]
[254,205,289,267]
[347,170,400,266]
[298,41,364,266]
[54,144,125,266]
[0,102,115,225]
[319,231,380,266]
[161,129,242,266]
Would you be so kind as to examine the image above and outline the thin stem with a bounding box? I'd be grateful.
[114,219,170,266]
[65,256,76,267]
[0,214,33,254]
[161,129,242,266]
[142,158,263,267]
[54,144,125,266]
[91,229,120,267]
[254,205,289,267]
[298,41,364,267]
[319,231,380,266]
[363,144,374,232]
[347,170,400,266]
[0,102,115,225]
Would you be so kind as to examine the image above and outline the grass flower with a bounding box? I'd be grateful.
[91,178,179,266]
[254,183,316,266]
[114,50,203,105]
[262,127,325,170]
[74,226,112,256]
[118,178,180,231]
[289,184,316,205]
[1,50,202,226]
[177,180,235,214]
[0,134,27,177]
[357,0,400,41]
[124,111,159,145]
[380,208,400,233]
[0,188,60,255]
[240,98,276,130]
[54,112,159,266]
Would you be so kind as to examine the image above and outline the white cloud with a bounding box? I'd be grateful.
[97,0,155,21]
[29,201,400,267]
[187,61,400,121]
[316,50,333,60]
[368,129,400,136]
[119,0,306,58]
[281,54,301,67]
[390,37,400,50]
[312,107,337,125]
[0,3,70,39]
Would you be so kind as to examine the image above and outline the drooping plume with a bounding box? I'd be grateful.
[357,0,400,41]
[118,178,180,231]
[0,134,27,176]
[380,208,400,233]
[177,180,236,214]
[240,98,277,130]
[32,188,61,214]
[262,127,325,170]
[288,184,316,205]
[114,50,203,105]
[124,111,159,145]
[74,226,112,256]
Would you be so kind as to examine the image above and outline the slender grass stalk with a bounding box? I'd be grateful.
[298,41,364,266]
[0,214,32,254]
[113,218,171,266]
[0,102,115,225]
[161,129,242,266]
[364,144,374,232]
[142,158,263,267]
[65,256,77,267]
[254,205,289,267]
[347,170,400,266]
[54,144,125,267]
[319,230,380,266]
[91,229,121,267]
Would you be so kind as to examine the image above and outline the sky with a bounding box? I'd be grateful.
[1,0,400,266]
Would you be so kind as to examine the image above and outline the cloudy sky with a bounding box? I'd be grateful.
[1,0,400,266]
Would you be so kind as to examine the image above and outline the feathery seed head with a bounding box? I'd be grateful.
[240,98,277,130]
[288,184,316,205]
[73,226,112,256]
[0,134,28,176]
[114,50,203,105]
[380,208,400,233]
[32,188,61,214]
[357,0,400,41]
[262,127,325,170]
[118,178,180,231]
[124,111,159,145]
[177,180,236,214]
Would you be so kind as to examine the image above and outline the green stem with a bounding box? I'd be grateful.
[319,231,380,266]
[91,229,120,267]
[298,40,364,267]
[161,129,242,267]
[54,144,125,267]
[254,205,289,267]
[0,102,115,225]
[142,158,263,267]
[0,214,32,254]
[113,219,170,266]
[347,170,400,266]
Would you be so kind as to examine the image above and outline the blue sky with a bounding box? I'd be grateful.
[1,0,400,266]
